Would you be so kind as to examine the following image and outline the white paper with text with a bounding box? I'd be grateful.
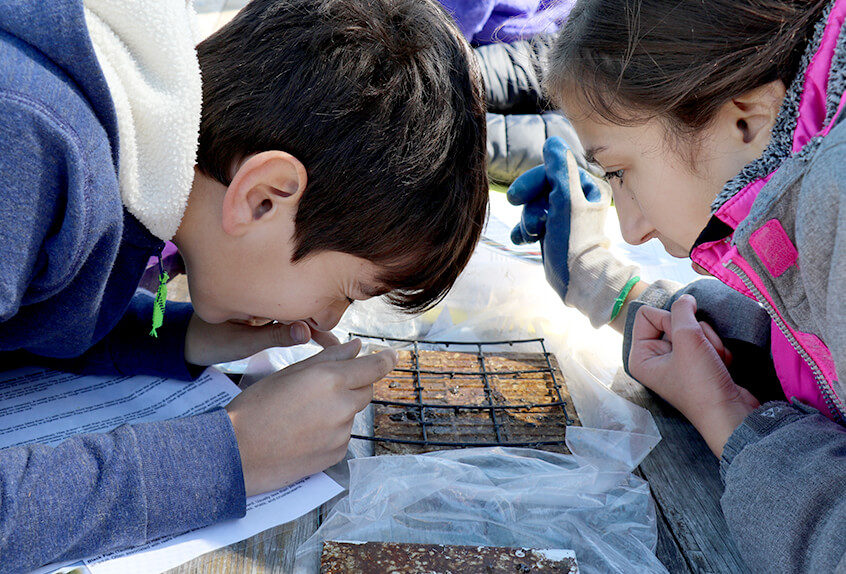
[0,366,342,574]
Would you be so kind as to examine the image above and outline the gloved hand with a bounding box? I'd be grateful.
[508,137,639,327]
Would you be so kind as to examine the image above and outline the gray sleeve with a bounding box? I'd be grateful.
[795,133,846,415]
[720,402,846,573]
[486,112,583,184]
[622,278,772,377]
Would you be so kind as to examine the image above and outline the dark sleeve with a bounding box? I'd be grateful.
[0,407,246,571]
[720,402,846,572]
[474,35,552,114]
[74,292,202,381]
[476,35,588,184]
[15,293,203,382]
[622,278,783,403]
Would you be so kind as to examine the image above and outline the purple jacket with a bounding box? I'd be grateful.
[437,0,574,45]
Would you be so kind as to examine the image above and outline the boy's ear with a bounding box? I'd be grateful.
[221,151,307,236]
[729,79,786,147]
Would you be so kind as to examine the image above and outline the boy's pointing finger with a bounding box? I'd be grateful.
[341,348,398,390]
[311,329,341,348]
[282,339,362,375]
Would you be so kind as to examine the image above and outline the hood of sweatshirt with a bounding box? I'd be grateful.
[82,0,202,241]
[0,0,202,242]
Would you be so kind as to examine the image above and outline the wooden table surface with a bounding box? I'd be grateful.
[165,508,322,574]
[613,375,751,574]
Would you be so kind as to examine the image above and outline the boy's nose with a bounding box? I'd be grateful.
[308,299,351,332]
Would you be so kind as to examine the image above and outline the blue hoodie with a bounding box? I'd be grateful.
[0,1,245,570]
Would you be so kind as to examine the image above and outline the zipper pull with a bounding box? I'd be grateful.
[149,253,169,338]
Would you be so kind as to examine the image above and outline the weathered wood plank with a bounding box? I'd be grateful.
[636,468,693,574]
[614,374,750,574]
[165,507,321,573]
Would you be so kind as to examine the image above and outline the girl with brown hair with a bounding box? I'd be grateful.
[509,0,846,570]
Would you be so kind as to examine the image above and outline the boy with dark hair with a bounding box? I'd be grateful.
[0,0,487,569]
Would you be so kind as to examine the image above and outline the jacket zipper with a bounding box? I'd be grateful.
[725,260,846,424]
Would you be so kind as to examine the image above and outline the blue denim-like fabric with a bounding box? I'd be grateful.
[1,407,245,573]
[0,1,247,570]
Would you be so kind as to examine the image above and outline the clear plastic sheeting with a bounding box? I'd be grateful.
[333,211,664,471]
[293,448,668,574]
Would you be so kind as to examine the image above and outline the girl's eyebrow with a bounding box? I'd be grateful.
[583,145,607,166]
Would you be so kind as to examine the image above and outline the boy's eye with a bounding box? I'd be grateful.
[346,297,354,305]
[603,169,625,183]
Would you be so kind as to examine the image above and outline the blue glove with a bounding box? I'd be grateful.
[507,137,639,326]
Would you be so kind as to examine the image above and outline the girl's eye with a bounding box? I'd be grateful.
[603,169,625,184]
[346,297,355,305]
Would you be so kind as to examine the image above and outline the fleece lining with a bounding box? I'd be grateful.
[82,0,202,241]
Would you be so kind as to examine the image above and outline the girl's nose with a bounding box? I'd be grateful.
[614,195,653,246]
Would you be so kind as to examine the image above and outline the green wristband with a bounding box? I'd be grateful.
[610,276,641,322]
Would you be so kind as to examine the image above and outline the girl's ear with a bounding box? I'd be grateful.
[731,79,786,146]
[220,151,308,236]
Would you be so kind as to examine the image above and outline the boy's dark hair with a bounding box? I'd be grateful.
[196,0,488,313]
[547,0,829,134]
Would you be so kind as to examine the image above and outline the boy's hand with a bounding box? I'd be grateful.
[507,137,640,327]
[225,339,397,496]
[628,295,759,457]
[184,314,341,366]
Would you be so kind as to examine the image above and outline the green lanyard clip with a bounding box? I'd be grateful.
[149,254,169,338]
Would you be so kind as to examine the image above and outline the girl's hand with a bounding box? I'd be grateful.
[628,294,760,457]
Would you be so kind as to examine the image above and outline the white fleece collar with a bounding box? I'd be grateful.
[83,0,202,241]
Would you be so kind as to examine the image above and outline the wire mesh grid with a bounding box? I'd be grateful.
[349,334,576,451]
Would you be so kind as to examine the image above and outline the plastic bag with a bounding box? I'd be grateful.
[334,234,662,470]
[293,447,668,574]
